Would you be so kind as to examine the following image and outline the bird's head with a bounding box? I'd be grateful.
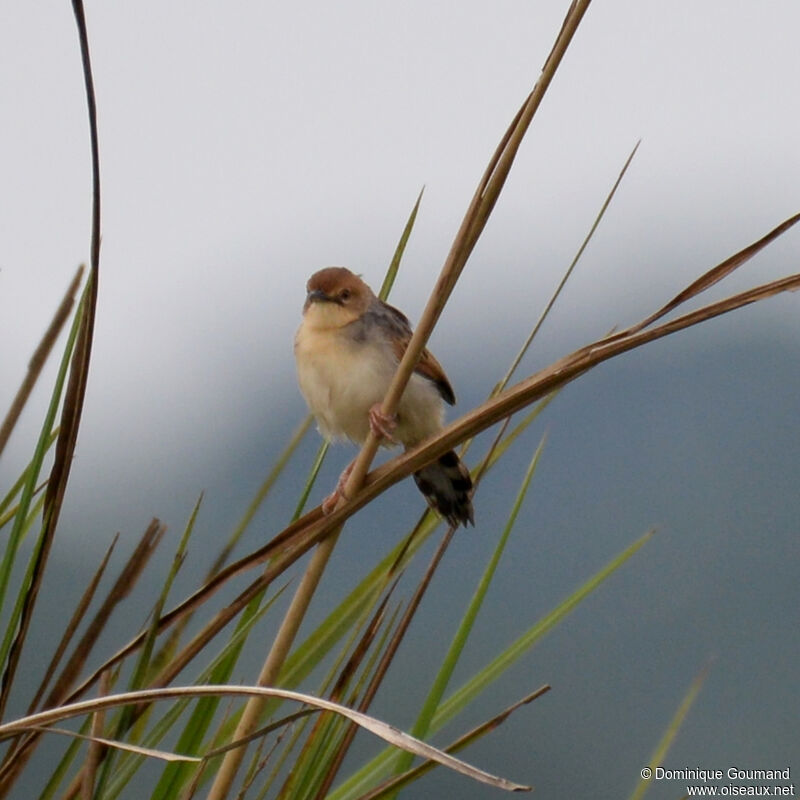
[302,267,374,329]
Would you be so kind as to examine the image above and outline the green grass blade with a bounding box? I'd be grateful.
[378,187,424,302]
[391,436,546,782]
[629,661,710,800]
[494,140,640,396]
[216,415,313,573]
[0,283,86,637]
[0,430,58,525]
[37,717,92,800]
[293,438,330,520]
[329,528,655,800]
[91,496,203,797]
[104,587,287,800]
[433,528,655,730]
[138,496,204,689]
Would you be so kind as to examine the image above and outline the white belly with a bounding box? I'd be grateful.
[294,323,444,447]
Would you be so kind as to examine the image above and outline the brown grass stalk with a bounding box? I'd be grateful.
[275,593,394,798]
[28,534,120,715]
[207,4,591,794]
[0,265,84,459]
[358,685,551,800]
[0,0,104,785]
[81,670,112,800]
[312,418,511,797]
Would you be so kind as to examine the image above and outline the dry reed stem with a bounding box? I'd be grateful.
[207,5,591,795]
[0,265,84,459]
[28,534,120,715]
[312,417,511,797]
[81,669,111,800]
[275,595,392,798]
[205,537,340,797]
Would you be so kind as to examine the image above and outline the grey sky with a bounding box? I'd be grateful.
[3,0,799,519]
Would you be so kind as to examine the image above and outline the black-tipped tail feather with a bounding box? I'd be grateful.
[413,450,474,528]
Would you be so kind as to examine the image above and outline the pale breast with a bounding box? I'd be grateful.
[294,321,445,447]
[295,322,393,443]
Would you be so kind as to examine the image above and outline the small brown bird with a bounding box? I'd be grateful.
[294,266,474,527]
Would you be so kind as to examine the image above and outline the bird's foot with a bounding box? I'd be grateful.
[369,403,398,443]
[322,460,355,515]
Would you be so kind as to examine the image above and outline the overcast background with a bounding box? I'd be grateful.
[1,2,799,798]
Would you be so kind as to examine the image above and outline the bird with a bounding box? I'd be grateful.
[294,266,474,527]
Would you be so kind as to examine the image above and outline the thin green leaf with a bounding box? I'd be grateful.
[329,529,654,800]
[378,187,424,302]
[106,586,288,800]
[214,415,313,574]
[433,528,655,730]
[293,439,330,520]
[0,430,58,525]
[494,140,640,396]
[629,661,711,800]
[0,280,89,705]
[392,436,546,782]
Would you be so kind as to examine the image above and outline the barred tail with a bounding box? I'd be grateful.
[413,450,474,528]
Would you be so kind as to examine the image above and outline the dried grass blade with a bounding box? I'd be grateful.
[27,534,119,715]
[0,685,530,793]
[81,669,111,799]
[496,140,640,395]
[363,268,800,501]
[368,0,592,453]
[44,519,166,710]
[66,227,800,716]
[358,686,551,800]
[0,265,84,459]
[25,726,201,765]
[310,532,456,799]
[393,437,545,781]
[625,211,800,335]
[0,523,164,793]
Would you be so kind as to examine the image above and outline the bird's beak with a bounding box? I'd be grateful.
[305,288,331,305]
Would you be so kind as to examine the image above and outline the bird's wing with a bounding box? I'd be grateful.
[379,301,457,406]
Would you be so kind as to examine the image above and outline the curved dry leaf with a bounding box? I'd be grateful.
[0,685,530,793]
[25,725,201,764]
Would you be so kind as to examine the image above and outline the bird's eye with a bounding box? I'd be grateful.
[340,289,351,301]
